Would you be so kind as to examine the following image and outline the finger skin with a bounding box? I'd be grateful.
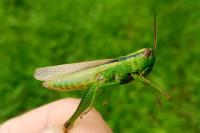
[0,98,112,133]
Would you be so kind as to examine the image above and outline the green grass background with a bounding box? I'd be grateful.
[0,0,200,132]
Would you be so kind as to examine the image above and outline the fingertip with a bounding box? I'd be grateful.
[0,98,113,133]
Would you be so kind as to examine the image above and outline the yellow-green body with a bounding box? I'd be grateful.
[43,48,156,92]
[34,48,156,129]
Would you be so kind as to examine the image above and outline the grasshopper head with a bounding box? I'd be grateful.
[137,48,156,77]
[127,48,156,77]
[140,48,156,77]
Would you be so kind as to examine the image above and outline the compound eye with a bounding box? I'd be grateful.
[143,49,152,57]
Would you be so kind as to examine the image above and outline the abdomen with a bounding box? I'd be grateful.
[43,73,95,91]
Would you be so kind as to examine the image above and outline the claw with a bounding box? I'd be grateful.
[64,121,72,129]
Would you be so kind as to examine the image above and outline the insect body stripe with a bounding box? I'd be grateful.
[115,52,143,61]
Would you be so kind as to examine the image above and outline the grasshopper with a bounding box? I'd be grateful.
[34,13,169,130]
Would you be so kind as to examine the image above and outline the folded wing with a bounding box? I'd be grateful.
[34,59,115,81]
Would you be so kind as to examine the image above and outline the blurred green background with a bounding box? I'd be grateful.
[0,0,200,132]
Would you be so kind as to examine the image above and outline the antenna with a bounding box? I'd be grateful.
[154,12,157,49]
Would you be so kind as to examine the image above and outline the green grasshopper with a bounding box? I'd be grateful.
[34,13,169,130]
